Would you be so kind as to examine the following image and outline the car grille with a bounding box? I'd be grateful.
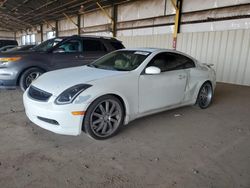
[28,86,52,102]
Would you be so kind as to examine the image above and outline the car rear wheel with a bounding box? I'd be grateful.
[19,68,44,91]
[196,82,213,109]
[83,95,124,140]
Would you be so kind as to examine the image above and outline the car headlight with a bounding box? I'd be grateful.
[55,84,92,105]
[0,57,21,64]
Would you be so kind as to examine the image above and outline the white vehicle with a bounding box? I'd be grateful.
[23,48,216,140]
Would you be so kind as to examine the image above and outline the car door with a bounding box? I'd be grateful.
[139,52,189,114]
[82,38,108,64]
[50,38,85,70]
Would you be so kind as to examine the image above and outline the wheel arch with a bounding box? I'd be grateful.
[84,92,129,123]
[88,93,127,116]
[16,66,47,86]
[195,80,214,102]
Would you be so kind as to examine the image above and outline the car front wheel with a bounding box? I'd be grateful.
[19,68,44,91]
[83,95,125,140]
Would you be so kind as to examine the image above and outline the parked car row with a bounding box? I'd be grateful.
[0,35,124,90]
[1,35,216,140]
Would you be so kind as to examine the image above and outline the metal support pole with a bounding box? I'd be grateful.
[112,4,118,37]
[55,20,59,37]
[171,0,182,49]
[177,0,182,34]
[77,14,81,35]
[40,24,43,42]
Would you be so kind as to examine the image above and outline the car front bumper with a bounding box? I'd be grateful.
[0,79,17,89]
[0,65,19,88]
[23,91,86,136]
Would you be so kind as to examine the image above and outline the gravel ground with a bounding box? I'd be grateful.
[0,83,250,188]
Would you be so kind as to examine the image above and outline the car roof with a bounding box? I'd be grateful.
[59,35,119,41]
[119,48,198,61]
[119,48,178,53]
[79,35,117,40]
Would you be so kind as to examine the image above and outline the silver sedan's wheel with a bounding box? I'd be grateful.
[197,82,213,109]
[25,72,42,87]
[84,95,124,140]
[19,67,44,91]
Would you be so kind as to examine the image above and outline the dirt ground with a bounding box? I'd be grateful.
[0,83,249,188]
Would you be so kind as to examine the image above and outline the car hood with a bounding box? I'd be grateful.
[31,66,127,95]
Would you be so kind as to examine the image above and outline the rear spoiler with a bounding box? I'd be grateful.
[203,63,214,68]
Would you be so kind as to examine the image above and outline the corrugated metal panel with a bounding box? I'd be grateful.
[182,0,250,12]
[59,17,77,31]
[118,0,165,22]
[83,8,111,27]
[0,31,14,39]
[58,29,78,37]
[118,29,250,86]
[119,34,173,49]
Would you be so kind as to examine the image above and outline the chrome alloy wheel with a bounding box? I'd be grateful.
[90,99,122,138]
[25,72,42,87]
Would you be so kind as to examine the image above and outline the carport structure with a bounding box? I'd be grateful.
[0,0,250,188]
[0,0,132,37]
[1,0,250,86]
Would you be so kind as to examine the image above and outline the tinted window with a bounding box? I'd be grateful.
[147,52,195,72]
[32,38,63,52]
[55,39,82,53]
[83,39,106,52]
[110,41,124,50]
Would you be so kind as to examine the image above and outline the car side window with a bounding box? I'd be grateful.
[83,39,107,52]
[147,52,195,72]
[166,53,195,71]
[55,39,82,53]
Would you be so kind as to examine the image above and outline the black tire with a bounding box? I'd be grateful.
[19,68,44,91]
[83,95,125,140]
[196,82,213,109]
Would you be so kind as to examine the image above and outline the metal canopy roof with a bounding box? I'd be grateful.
[0,0,132,32]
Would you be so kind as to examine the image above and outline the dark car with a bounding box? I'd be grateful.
[0,35,124,90]
[0,40,18,48]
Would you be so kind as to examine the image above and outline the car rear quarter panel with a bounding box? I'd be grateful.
[185,65,216,104]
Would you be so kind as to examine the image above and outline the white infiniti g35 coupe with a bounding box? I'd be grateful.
[23,48,216,140]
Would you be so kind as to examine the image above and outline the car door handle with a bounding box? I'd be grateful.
[178,75,186,79]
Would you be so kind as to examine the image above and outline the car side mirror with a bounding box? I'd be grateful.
[145,66,161,75]
[53,48,65,53]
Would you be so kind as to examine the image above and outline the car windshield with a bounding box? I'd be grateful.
[89,50,151,71]
[32,38,63,52]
